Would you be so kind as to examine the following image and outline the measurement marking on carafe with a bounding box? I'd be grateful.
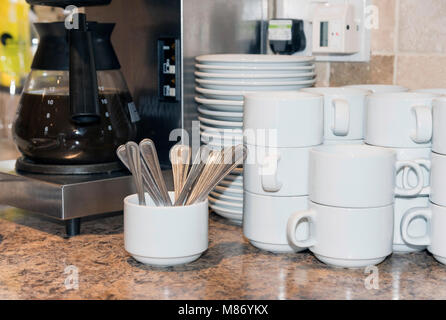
[105,112,110,118]
[108,125,112,131]
[46,113,51,119]
[48,99,54,105]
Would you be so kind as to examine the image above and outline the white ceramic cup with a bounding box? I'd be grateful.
[400,151,446,207]
[428,152,446,207]
[124,192,208,267]
[394,147,431,195]
[401,202,446,265]
[413,88,446,96]
[243,143,311,197]
[323,139,364,145]
[301,87,370,141]
[243,191,309,253]
[243,91,323,148]
[393,196,429,252]
[432,97,446,155]
[391,147,431,253]
[309,145,425,208]
[287,201,393,268]
[365,92,438,148]
[345,84,408,93]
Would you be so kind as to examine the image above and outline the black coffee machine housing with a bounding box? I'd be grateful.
[85,0,267,167]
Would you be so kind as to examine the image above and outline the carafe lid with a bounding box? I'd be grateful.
[26,0,111,7]
[31,22,120,71]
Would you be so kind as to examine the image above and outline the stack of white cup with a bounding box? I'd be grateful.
[401,97,446,265]
[287,145,425,268]
[345,84,409,94]
[365,92,439,252]
[301,87,370,145]
[242,91,324,253]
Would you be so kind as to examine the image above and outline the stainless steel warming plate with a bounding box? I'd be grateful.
[0,160,134,236]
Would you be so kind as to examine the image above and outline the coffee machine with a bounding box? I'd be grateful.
[0,0,138,236]
[0,0,267,236]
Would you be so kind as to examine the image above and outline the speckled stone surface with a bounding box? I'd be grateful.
[0,207,446,300]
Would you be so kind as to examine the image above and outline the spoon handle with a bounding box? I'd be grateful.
[174,145,211,206]
[125,142,146,206]
[194,145,247,204]
[140,139,172,206]
[117,144,164,206]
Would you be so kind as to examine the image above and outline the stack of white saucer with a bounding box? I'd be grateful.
[195,54,316,224]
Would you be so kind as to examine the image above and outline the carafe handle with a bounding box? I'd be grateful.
[69,13,100,124]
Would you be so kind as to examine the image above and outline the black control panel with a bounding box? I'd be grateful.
[158,38,180,101]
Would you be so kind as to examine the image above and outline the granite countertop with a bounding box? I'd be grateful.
[0,141,445,300]
[1,207,446,300]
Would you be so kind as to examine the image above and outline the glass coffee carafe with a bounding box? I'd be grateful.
[13,20,138,165]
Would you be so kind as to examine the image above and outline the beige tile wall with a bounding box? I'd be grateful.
[329,0,446,89]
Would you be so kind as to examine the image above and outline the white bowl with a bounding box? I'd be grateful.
[199,116,243,128]
[195,96,243,107]
[196,87,245,100]
[196,54,315,66]
[208,195,243,210]
[209,205,243,225]
[201,140,242,150]
[219,179,243,188]
[198,106,243,120]
[200,129,243,141]
[214,185,243,195]
[195,63,315,74]
[196,78,316,91]
[199,123,243,135]
[210,191,243,203]
[195,71,316,81]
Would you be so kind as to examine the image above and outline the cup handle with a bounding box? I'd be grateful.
[402,159,431,196]
[395,160,424,197]
[261,152,282,192]
[401,207,431,246]
[287,209,317,248]
[331,98,350,136]
[410,105,432,143]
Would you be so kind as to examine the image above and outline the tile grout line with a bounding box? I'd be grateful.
[391,52,446,57]
[326,61,331,86]
[393,0,400,84]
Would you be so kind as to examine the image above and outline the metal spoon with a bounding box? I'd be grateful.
[139,139,172,206]
[174,145,211,206]
[170,144,191,201]
[186,149,222,205]
[124,142,146,205]
[117,144,163,206]
[186,145,247,205]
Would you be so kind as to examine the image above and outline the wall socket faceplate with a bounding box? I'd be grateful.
[275,0,371,62]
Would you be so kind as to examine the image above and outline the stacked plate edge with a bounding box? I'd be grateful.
[195,54,317,224]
